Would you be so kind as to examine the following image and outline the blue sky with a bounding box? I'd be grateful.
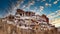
[0,0,60,19]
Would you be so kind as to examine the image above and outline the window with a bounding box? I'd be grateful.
[19,24,21,26]
[20,14,22,16]
[0,25,2,29]
[36,28,38,30]
[25,24,27,27]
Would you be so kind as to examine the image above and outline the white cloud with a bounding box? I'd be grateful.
[49,0,51,2]
[20,1,24,4]
[22,5,26,9]
[36,0,40,1]
[49,10,60,27]
[30,9,34,12]
[29,1,35,5]
[39,6,44,12]
[30,7,37,12]
[47,10,60,19]
[3,0,24,17]
[50,18,60,27]
[45,3,52,7]
[53,1,58,4]
[45,3,49,6]
[41,0,46,2]
[27,1,35,8]
[22,0,35,9]
[57,0,59,1]
[8,0,22,15]
[42,0,45,1]
[49,4,52,6]
[58,6,60,8]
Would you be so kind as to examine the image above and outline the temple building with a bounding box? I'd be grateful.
[0,9,58,34]
[15,9,35,16]
[15,9,49,24]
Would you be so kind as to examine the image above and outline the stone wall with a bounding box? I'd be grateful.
[0,21,58,34]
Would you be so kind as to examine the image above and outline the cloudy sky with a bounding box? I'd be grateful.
[0,0,60,27]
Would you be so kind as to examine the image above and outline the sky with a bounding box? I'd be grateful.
[0,0,60,27]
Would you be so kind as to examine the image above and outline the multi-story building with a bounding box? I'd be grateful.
[15,9,49,23]
[0,9,58,34]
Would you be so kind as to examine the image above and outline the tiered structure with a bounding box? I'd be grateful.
[0,9,57,34]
